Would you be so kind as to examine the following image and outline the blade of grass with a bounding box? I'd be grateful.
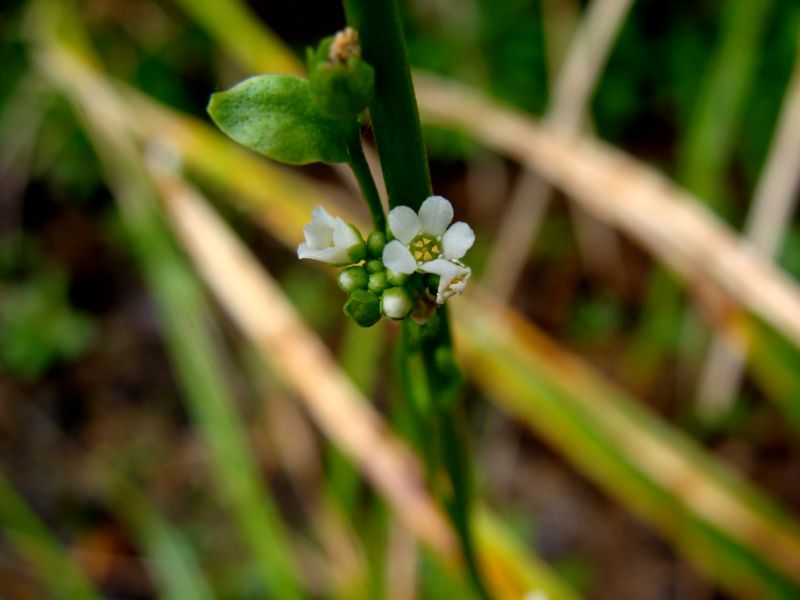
[131,74,800,595]
[106,56,800,594]
[156,171,582,600]
[7,399,216,600]
[486,0,634,299]
[413,72,800,361]
[171,0,304,76]
[0,470,102,600]
[108,481,215,600]
[30,11,305,597]
[632,0,773,399]
[696,36,800,413]
[677,0,773,212]
[158,170,457,556]
[453,292,800,598]
[43,11,800,596]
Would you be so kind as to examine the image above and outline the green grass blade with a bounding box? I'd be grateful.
[171,0,304,76]
[454,294,800,599]
[678,0,773,211]
[29,7,306,594]
[0,470,102,600]
[108,481,215,600]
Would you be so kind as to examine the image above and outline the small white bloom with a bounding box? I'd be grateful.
[381,196,474,303]
[298,206,365,265]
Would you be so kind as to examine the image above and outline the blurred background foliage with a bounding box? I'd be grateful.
[2,0,800,599]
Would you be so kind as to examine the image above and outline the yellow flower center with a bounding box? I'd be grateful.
[411,234,441,262]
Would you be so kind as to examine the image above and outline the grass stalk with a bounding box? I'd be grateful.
[696,37,800,414]
[485,0,634,300]
[29,11,305,595]
[0,470,102,600]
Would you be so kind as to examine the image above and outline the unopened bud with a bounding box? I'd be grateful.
[367,230,386,257]
[308,28,375,120]
[338,266,368,293]
[344,289,381,327]
[381,287,412,320]
[366,258,384,273]
[368,271,388,293]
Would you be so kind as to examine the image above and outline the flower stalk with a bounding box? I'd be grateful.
[343,1,490,598]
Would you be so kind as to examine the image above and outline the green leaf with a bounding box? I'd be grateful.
[207,74,358,165]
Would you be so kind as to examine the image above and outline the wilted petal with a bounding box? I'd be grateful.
[418,196,453,236]
[442,222,475,260]
[388,206,420,244]
[382,240,417,274]
[421,258,471,303]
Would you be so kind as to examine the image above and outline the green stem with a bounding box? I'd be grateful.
[343,0,431,210]
[342,2,490,597]
[348,132,386,232]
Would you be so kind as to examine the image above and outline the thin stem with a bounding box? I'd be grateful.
[342,2,490,597]
[348,131,386,232]
[343,0,431,210]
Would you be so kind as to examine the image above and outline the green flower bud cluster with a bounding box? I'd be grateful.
[337,231,414,327]
[307,28,375,121]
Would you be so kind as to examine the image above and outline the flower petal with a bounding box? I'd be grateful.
[312,206,337,226]
[332,218,362,249]
[303,206,336,249]
[382,240,417,274]
[298,243,350,265]
[420,257,461,278]
[418,196,453,236]
[442,222,475,260]
[387,206,420,244]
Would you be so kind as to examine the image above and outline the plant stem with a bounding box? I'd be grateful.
[343,0,431,210]
[342,2,490,597]
[348,132,386,232]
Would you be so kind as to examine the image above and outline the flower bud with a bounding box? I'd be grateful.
[337,266,368,293]
[344,289,381,327]
[386,270,409,286]
[365,259,384,273]
[368,271,388,293]
[381,287,412,320]
[308,28,375,121]
[366,230,386,257]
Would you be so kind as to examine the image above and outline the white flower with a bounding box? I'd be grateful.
[297,206,365,265]
[381,196,474,303]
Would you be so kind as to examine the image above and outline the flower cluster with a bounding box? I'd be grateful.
[297,196,474,327]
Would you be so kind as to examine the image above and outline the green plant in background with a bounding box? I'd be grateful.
[0,259,94,380]
[208,8,488,597]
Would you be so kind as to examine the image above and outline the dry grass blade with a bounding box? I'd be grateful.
[486,0,634,299]
[415,73,800,351]
[453,292,800,597]
[155,173,457,557]
[696,39,800,412]
[155,174,582,600]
